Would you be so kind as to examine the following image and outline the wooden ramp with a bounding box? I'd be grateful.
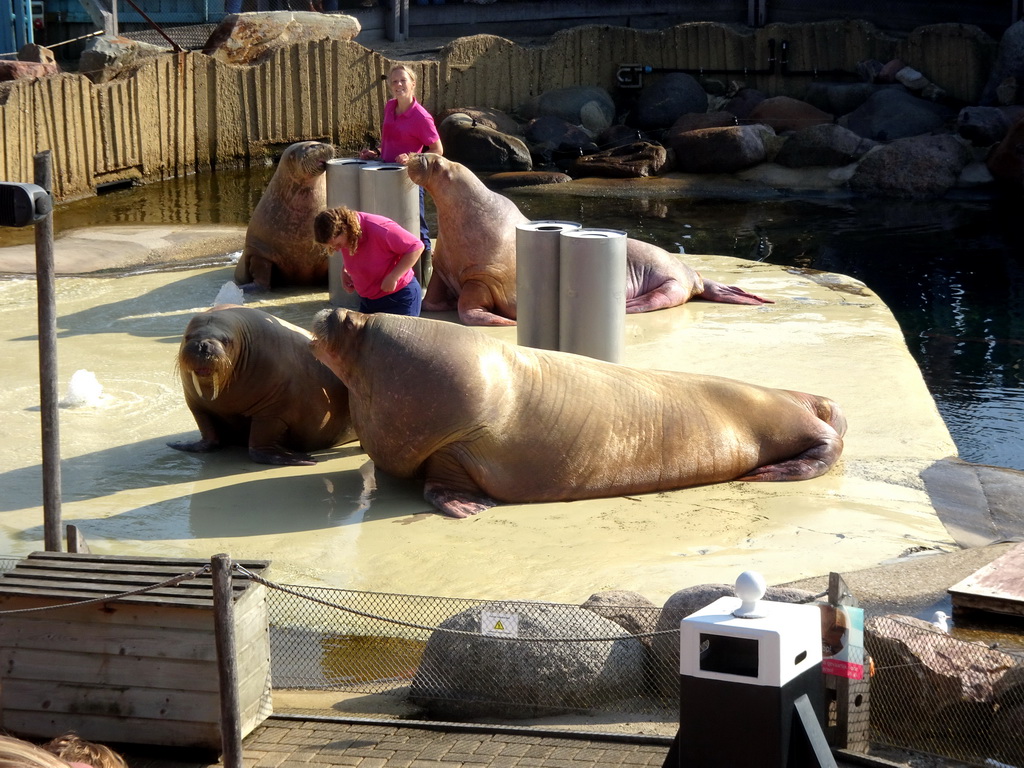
[949,541,1024,619]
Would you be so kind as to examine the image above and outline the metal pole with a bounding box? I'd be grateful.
[34,151,62,553]
[212,553,244,768]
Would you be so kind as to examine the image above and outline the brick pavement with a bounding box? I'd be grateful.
[241,719,672,768]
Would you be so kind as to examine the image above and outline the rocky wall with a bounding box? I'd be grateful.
[0,20,997,202]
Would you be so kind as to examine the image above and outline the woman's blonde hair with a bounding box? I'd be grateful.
[0,734,73,768]
[42,733,128,768]
[388,63,416,86]
[313,206,362,256]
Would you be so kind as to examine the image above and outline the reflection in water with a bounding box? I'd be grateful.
[8,169,1023,471]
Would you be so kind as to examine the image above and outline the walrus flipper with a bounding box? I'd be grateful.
[737,432,844,482]
[698,279,773,305]
[167,437,221,453]
[423,479,498,518]
[457,281,516,327]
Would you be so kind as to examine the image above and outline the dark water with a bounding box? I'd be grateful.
[9,167,1024,471]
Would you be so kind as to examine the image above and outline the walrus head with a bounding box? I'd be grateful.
[175,312,239,401]
[284,140,336,178]
[406,152,448,189]
[309,308,367,384]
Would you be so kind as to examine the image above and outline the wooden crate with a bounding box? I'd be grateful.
[0,552,273,751]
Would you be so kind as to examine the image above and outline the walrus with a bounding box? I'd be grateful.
[309,309,846,518]
[234,140,335,291]
[405,153,770,326]
[169,305,355,465]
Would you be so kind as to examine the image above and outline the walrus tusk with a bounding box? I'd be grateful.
[191,371,204,399]
[210,374,220,401]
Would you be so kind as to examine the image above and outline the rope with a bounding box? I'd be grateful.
[234,564,680,643]
[0,564,211,615]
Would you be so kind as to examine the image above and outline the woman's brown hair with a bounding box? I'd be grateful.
[313,206,362,256]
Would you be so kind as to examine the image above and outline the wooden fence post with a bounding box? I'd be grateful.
[212,553,243,768]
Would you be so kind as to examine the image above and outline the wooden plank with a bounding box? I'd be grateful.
[949,541,1024,618]
[1,678,221,721]
[0,648,221,692]
[0,616,221,660]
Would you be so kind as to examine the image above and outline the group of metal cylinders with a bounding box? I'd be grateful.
[325,158,423,299]
[324,160,628,363]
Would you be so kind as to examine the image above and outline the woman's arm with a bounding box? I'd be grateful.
[381,245,424,293]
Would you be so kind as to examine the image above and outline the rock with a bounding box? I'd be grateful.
[851,134,972,198]
[17,44,56,66]
[866,614,1020,744]
[775,124,876,168]
[524,115,598,155]
[670,124,775,173]
[580,590,658,642]
[517,85,615,135]
[877,58,908,84]
[895,65,930,91]
[409,601,647,719]
[0,60,60,82]
[803,82,894,117]
[723,87,767,120]
[982,20,1024,106]
[569,141,670,178]
[439,114,532,172]
[631,72,709,131]
[746,95,833,133]
[483,171,572,190]
[957,106,1024,146]
[78,35,170,84]
[202,11,360,67]
[855,58,885,83]
[987,113,1024,185]
[838,88,953,141]
[666,111,737,139]
[651,584,817,695]
[996,76,1021,106]
[436,106,522,136]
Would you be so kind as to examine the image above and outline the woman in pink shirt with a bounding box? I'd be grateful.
[313,206,424,316]
[360,64,443,255]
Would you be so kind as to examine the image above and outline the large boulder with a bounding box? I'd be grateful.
[839,88,953,141]
[0,60,60,82]
[670,124,775,173]
[202,11,360,66]
[723,87,767,120]
[438,113,532,172]
[775,124,876,168]
[803,82,896,118]
[409,601,647,719]
[517,85,615,135]
[436,106,522,136]
[580,590,659,642]
[78,35,169,84]
[982,19,1024,105]
[569,141,670,178]
[665,111,737,141]
[631,72,709,131]
[866,614,1020,745]
[850,134,973,198]
[957,106,1024,146]
[746,95,833,133]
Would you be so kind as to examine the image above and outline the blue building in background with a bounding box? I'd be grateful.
[2,0,39,54]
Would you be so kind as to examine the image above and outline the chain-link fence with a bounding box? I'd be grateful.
[264,580,679,720]
[866,613,1024,767]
